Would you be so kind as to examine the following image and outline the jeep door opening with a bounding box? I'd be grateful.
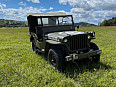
[27,12,102,71]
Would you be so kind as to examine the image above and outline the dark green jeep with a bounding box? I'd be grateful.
[27,12,102,71]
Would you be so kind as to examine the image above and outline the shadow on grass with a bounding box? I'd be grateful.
[41,54,112,78]
[63,58,112,78]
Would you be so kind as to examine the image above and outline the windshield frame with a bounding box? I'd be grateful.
[37,15,74,27]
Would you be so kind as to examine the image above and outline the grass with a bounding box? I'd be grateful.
[0,26,116,87]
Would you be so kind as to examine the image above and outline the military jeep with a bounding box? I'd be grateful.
[27,12,102,71]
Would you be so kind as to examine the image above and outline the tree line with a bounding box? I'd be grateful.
[100,17,116,26]
[0,19,28,27]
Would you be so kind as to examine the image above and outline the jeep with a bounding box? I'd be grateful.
[27,12,102,71]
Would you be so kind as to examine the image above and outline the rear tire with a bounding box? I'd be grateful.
[32,40,37,52]
[90,42,100,63]
[32,40,41,54]
[48,49,65,72]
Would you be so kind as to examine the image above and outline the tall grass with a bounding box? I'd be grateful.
[0,27,116,87]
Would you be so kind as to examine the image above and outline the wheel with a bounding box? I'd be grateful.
[32,40,37,52]
[90,42,100,63]
[32,40,41,54]
[48,49,65,71]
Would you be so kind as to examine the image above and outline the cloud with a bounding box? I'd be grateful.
[59,0,116,24]
[2,4,6,7]
[59,0,67,5]
[59,0,116,11]
[49,7,53,10]
[71,8,116,24]
[27,0,40,3]
[0,3,6,15]
[0,3,6,8]
[1,6,50,21]
[18,2,26,6]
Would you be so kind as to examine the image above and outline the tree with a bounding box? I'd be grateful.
[98,22,101,26]
[100,17,116,26]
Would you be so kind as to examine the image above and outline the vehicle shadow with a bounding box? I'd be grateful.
[63,58,112,78]
[41,54,112,78]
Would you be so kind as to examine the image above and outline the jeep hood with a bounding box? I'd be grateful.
[47,31,86,41]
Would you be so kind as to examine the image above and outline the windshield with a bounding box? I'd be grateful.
[37,16,73,26]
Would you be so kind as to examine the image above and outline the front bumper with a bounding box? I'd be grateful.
[65,50,102,61]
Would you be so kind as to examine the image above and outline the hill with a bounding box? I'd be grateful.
[0,19,28,27]
[0,19,97,27]
[74,22,96,26]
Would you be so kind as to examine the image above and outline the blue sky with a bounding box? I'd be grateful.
[0,0,116,25]
[0,0,72,11]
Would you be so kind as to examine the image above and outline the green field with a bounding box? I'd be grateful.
[0,26,116,87]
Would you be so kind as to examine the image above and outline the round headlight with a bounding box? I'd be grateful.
[63,38,68,43]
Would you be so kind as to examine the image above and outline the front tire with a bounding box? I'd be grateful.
[90,42,100,63]
[48,49,65,71]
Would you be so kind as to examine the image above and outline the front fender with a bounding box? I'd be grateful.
[46,40,62,45]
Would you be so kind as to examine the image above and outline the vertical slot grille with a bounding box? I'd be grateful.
[69,34,88,51]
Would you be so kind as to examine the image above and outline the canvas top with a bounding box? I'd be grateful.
[27,12,70,17]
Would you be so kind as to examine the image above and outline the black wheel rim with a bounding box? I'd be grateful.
[50,52,57,67]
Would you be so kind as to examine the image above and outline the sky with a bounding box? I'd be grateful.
[0,0,116,25]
